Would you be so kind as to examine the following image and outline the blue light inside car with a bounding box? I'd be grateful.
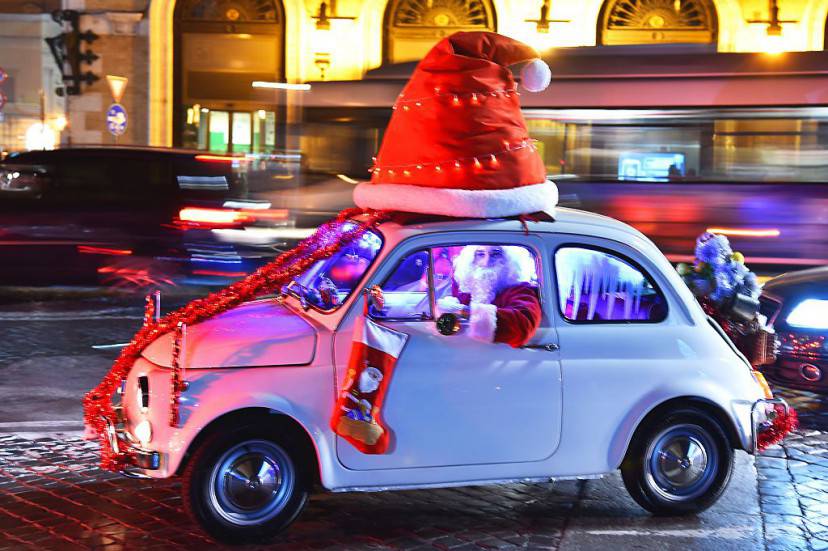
[787,299,828,329]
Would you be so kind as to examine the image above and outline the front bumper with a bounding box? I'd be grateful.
[102,414,161,477]
[750,398,794,453]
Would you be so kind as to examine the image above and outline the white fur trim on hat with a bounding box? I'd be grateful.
[468,302,498,342]
[521,59,551,92]
[353,180,558,218]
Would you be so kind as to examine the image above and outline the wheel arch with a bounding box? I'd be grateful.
[175,407,322,486]
[615,395,743,469]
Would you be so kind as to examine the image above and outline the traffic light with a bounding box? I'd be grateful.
[45,10,100,96]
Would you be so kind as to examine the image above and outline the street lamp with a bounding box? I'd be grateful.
[311,1,355,80]
[747,0,797,53]
[525,0,569,34]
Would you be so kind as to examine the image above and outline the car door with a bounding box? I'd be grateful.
[333,232,562,470]
[544,235,685,467]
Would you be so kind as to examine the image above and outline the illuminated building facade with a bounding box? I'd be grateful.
[3,0,828,152]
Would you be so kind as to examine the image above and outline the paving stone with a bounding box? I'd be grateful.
[765,537,811,551]
[757,386,828,551]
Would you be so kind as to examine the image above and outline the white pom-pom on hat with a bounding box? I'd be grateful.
[520,58,551,92]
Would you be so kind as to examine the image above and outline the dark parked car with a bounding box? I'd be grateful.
[759,266,828,392]
[0,146,300,288]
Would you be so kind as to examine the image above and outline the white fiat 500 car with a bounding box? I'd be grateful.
[110,209,783,543]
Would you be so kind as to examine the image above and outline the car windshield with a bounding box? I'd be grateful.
[285,222,383,311]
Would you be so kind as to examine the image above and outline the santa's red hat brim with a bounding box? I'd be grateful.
[354,180,558,218]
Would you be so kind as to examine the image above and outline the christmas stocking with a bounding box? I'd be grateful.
[331,309,408,454]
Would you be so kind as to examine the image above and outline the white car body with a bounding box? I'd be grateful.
[117,208,768,492]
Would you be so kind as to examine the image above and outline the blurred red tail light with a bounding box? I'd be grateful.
[177,207,252,227]
[176,206,289,229]
[195,154,249,164]
[77,246,133,256]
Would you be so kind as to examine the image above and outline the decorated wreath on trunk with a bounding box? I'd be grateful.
[677,232,775,366]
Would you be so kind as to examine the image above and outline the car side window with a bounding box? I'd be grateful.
[371,250,433,320]
[555,246,667,323]
[371,244,541,321]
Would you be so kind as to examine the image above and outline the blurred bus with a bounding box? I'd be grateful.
[290,44,828,274]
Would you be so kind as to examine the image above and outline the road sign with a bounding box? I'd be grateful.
[106,75,127,103]
[106,103,127,136]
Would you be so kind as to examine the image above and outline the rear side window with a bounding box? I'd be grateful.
[555,246,667,323]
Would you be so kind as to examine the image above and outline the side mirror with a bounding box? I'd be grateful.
[436,313,461,336]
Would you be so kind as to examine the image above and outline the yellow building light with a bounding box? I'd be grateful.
[25,123,57,151]
[746,0,798,53]
[52,115,68,132]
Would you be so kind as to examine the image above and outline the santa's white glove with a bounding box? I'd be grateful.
[436,296,467,318]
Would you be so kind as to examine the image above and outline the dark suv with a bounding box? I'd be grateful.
[0,146,290,288]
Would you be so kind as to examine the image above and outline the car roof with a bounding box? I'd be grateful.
[373,207,655,248]
[3,146,227,164]
[763,265,828,299]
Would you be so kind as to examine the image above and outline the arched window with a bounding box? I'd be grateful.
[384,0,497,64]
[598,0,717,46]
[176,0,279,21]
[174,0,285,152]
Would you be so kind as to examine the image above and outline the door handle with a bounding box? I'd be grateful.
[522,343,559,352]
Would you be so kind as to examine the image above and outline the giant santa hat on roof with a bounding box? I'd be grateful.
[354,31,557,218]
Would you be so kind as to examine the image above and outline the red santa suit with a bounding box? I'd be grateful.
[457,283,542,347]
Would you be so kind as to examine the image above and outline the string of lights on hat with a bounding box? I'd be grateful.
[369,138,538,179]
[392,86,521,110]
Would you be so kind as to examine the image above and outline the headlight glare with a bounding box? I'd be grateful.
[786,299,828,329]
[134,420,152,445]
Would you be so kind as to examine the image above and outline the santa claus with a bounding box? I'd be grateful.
[438,245,541,348]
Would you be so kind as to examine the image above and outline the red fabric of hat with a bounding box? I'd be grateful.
[354,31,558,218]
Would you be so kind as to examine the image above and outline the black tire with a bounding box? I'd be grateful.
[621,407,734,515]
[182,426,310,544]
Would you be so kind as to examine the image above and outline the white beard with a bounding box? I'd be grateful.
[464,266,501,304]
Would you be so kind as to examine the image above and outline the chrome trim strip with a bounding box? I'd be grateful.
[331,473,606,493]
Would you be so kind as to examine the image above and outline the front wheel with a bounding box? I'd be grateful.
[182,428,310,543]
[621,408,734,515]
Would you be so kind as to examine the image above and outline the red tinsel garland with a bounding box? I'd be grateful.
[757,403,799,452]
[83,208,388,471]
[169,322,186,428]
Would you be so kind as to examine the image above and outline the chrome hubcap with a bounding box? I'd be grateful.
[209,440,294,525]
[645,424,718,502]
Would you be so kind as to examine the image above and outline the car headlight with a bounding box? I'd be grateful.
[134,419,152,445]
[786,299,828,329]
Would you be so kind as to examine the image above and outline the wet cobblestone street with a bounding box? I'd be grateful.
[0,296,823,550]
[757,388,828,551]
[0,432,764,550]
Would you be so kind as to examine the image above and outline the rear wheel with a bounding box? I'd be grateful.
[182,427,310,543]
[621,408,734,515]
